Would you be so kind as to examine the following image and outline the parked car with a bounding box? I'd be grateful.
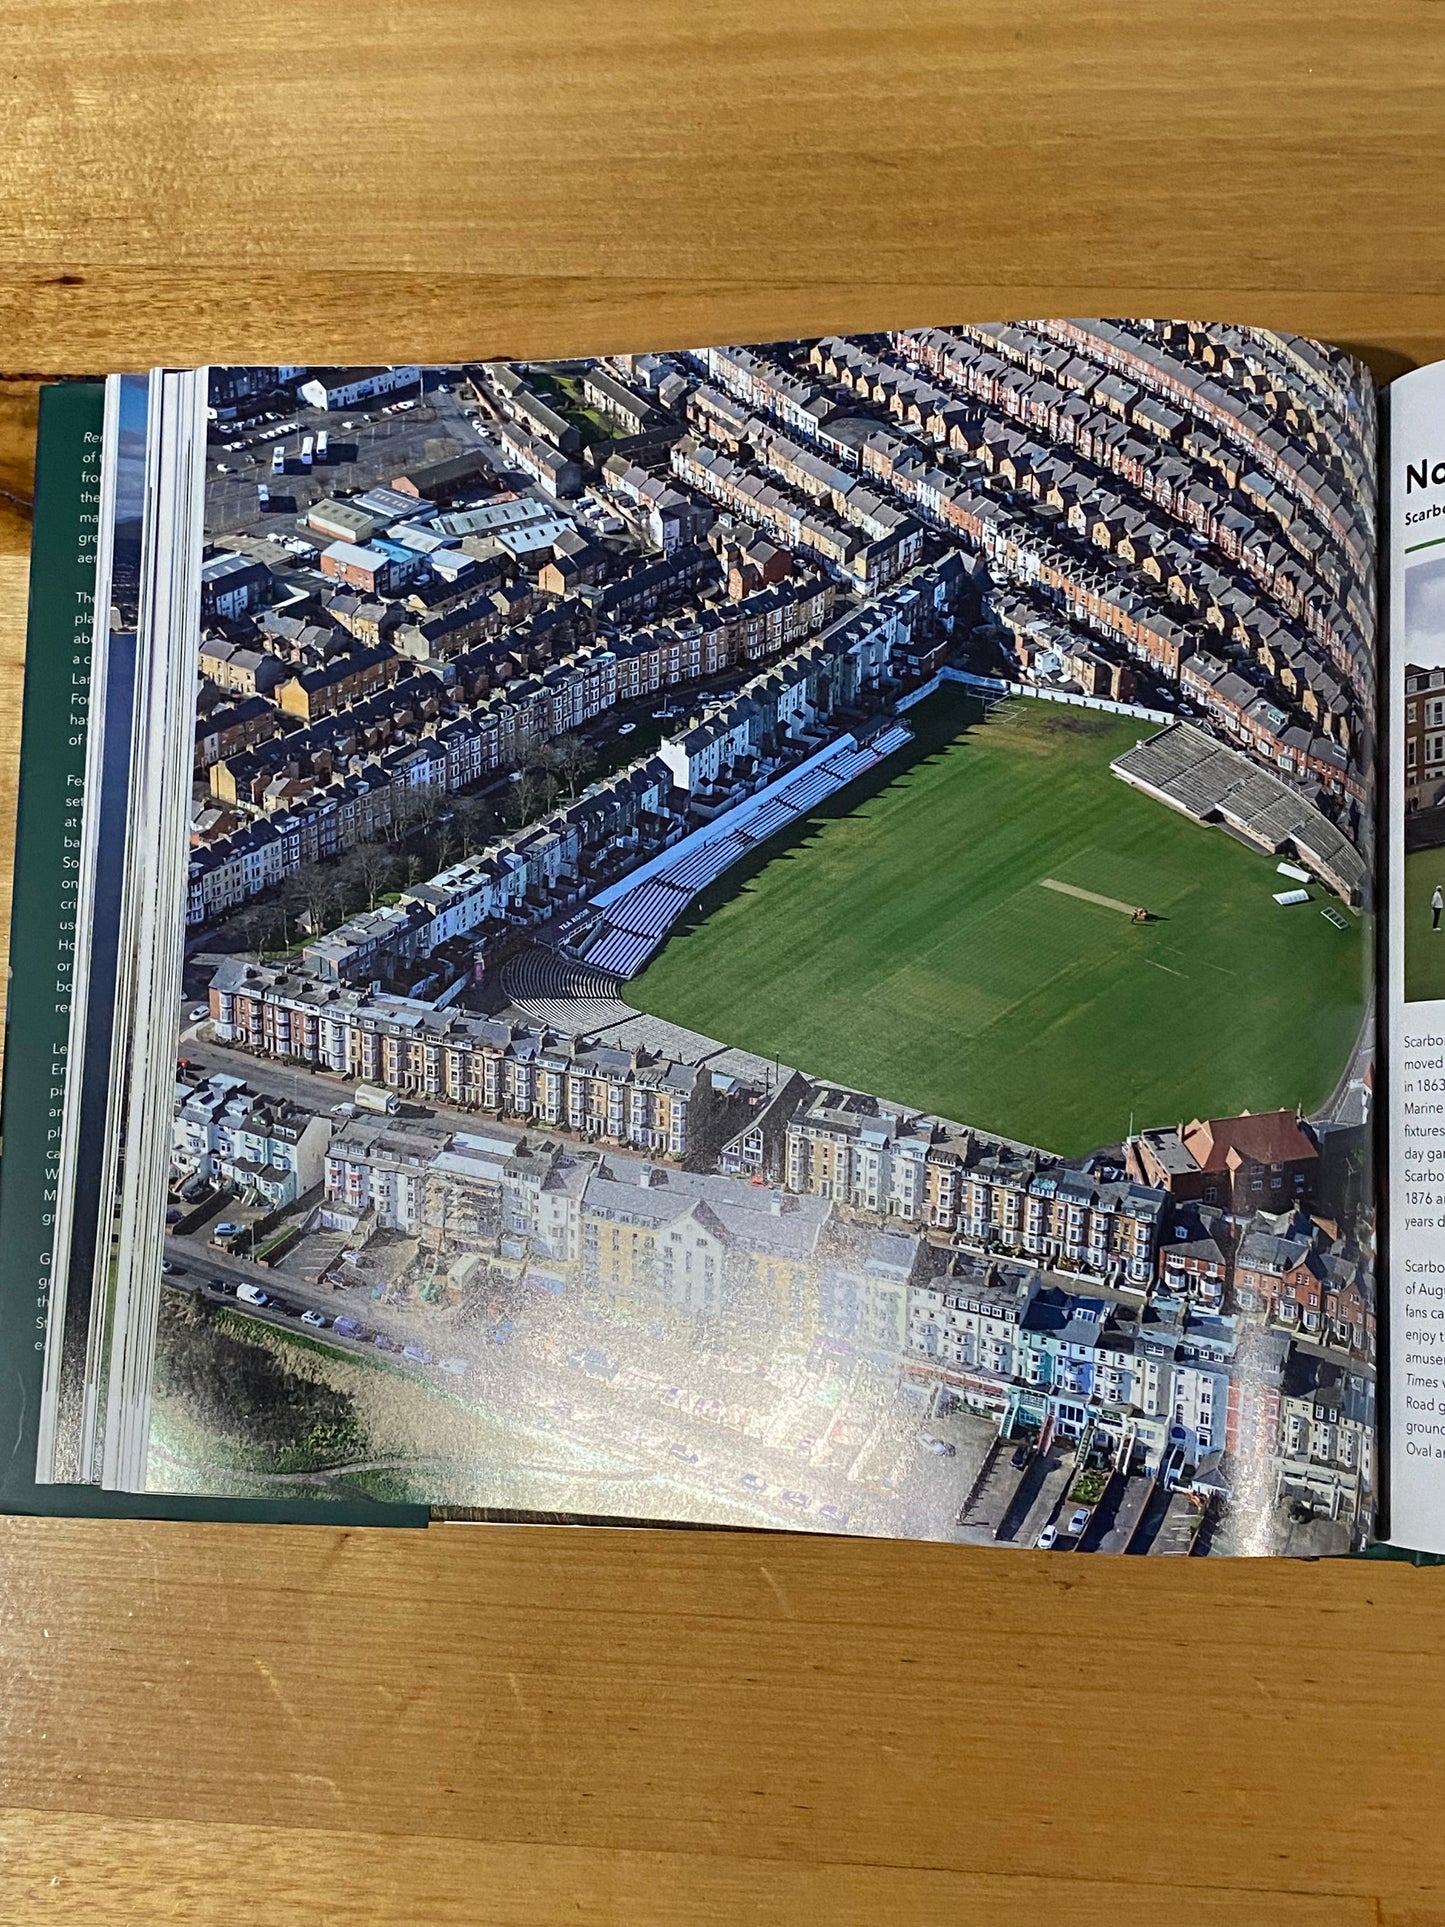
[1036,1524,1058,1550]
[403,1344,433,1365]
[300,1310,328,1328]
[778,1490,811,1509]
[333,1316,363,1338]
[1010,1445,1032,1470]
[1066,1507,1090,1536]
[373,1334,399,1353]
[330,1102,357,1117]
[236,1284,268,1307]
[213,1222,244,1238]
[919,1435,956,1457]
[188,1005,209,1023]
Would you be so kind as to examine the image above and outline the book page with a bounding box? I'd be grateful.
[1387,361,1445,1552]
[19,331,1381,1553]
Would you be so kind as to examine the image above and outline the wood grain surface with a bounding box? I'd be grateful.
[1,4,1443,1921]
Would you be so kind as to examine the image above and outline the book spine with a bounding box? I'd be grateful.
[0,383,423,1528]
[0,381,105,1503]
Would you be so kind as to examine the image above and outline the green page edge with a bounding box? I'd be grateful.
[0,380,425,1529]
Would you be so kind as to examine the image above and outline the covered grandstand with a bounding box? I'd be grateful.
[569,723,914,979]
[1110,722,1366,904]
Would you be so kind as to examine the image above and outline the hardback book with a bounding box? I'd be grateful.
[0,324,1435,1560]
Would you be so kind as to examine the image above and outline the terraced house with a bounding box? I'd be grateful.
[208,959,737,1160]
[902,1260,1245,1471]
[782,1084,1166,1286]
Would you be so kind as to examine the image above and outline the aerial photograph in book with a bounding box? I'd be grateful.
[1402,555,1445,1001]
[154,328,1377,1553]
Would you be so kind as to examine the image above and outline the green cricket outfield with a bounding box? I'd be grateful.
[627,691,1368,1156]
[1405,844,1445,1003]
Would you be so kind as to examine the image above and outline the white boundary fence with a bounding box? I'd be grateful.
[937,666,1174,726]
[900,665,1171,726]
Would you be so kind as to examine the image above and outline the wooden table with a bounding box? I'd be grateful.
[1,5,1442,1920]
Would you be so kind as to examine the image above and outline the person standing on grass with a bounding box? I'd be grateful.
[1434,885,1443,933]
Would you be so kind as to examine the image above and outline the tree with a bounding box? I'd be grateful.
[509,769,551,827]
[301,871,339,937]
[452,794,497,857]
[389,783,445,846]
[550,733,595,799]
[350,839,395,912]
[430,820,463,874]
[251,903,287,960]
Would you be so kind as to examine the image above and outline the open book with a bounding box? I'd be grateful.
[0,323,1427,1558]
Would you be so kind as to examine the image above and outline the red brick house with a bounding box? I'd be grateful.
[1127,1109,1319,1216]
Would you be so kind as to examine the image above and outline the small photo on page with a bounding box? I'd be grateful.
[1402,554,1445,1000]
